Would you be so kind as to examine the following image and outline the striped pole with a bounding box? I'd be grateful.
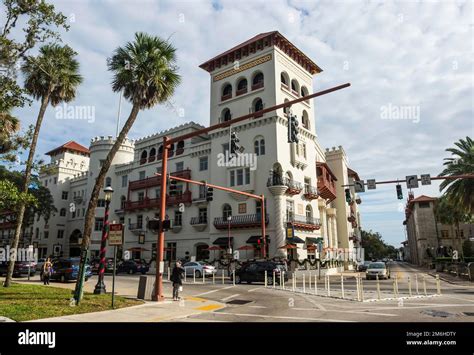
[94,198,111,294]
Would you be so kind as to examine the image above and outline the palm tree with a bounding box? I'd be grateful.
[0,112,19,153]
[74,32,180,300]
[4,44,82,287]
[439,136,474,214]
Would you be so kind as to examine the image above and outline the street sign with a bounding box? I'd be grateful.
[108,224,124,246]
[354,180,365,193]
[420,174,431,185]
[406,175,419,189]
[367,179,376,190]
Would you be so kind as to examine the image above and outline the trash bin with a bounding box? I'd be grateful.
[137,275,155,300]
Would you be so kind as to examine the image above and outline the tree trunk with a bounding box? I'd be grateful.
[4,92,50,287]
[73,104,140,294]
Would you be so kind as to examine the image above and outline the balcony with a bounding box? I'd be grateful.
[213,214,269,230]
[0,221,15,229]
[167,190,192,206]
[128,169,191,190]
[316,162,337,202]
[128,223,144,230]
[236,87,247,96]
[124,198,160,211]
[148,155,156,163]
[286,214,321,231]
[221,93,232,101]
[251,81,264,91]
[190,216,208,231]
[303,185,319,200]
[285,179,303,195]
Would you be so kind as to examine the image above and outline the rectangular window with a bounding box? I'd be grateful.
[138,192,145,201]
[57,230,64,239]
[166,242,177,261]
[198,207,207,222]
[137,215,143,229]
[441,230,449,238]
[230,170,235,187]
[237,169,243,185]
[99,159,105,167]
[174,210,182,226]
[199,185,206,199]
[122,175,128,187]
[94,218,104,231]
[54,177,57,184]
[139,171,146,180]
[97,199,106,207]
[155,188,161,198]
[199,156,208,171]
[72,211,76,218]
[286,200,294,220]
[175,162,184,172]
[238,203,247,214]
[61,191,68,200]
[245,167,250,184]
[418,202,430,208]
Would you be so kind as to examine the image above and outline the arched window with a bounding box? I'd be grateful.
[281,72,289,87]
[221,108,232,122]
[302,110,310,130]
[168,143,175,157]
[105,177,112,187]
[236,78,248,95]
[222,83,232,100]
[254,137,265,156]
[283,99,290,116]
[120,196,126,210]
[157,145,163,160]
[140,150,148,164]
[252,72,264,90]
[253,98,263,116]
[222,204,232,219]
[176,140,185,155]
[301,86,309,100]
[148,148,156,162]
[291,79,300,95]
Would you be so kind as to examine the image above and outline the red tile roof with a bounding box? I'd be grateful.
[46,141,90,156]
[199,31,322,75]
[410,195,436,203]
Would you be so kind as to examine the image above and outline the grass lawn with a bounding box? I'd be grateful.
[0,283,143,322]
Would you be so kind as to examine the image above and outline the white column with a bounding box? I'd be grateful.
[268,185,288,258]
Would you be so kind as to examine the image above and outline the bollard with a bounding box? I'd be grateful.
[327,275,331,297]
[184,269,187,284]
[359,276,364,302]
[422,275,427,296]
[203,269,205,284]
[376,274,381,300]
[303,274,306,293]
[314,275,318,295]
[282,272,285,289]
[232,270,236,286]
[415,274,419,295]
[212,271,215,285]
[292,273,296,292]
[355,275,360,301]
[273,271,276,288]
[264,270,268,288]
[222,269,225,285]
[340,274,345,299]
[408,276,412,296]
[280,271,283,289]
[436,274,441,295]
[167,267,171,281]
[193,269,196,284]
[309,271,312,290]
[395,277,399,298]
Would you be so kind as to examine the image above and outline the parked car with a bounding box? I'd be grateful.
[366,262,391,280]
[117,260,149,274]
[233,260,288,284]
[0,261,36,277]
[40,257,92,282]
[357,261,372,272]
[183,261,216,278]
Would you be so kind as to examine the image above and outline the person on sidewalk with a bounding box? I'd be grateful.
[170,260,185,301]
[43,258,52,285]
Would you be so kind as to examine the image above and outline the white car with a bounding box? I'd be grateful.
[366,262,391,280]
[183,261,216,278]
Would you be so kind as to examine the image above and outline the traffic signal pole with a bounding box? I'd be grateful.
[152,83,350,301]
[340,174,474,187]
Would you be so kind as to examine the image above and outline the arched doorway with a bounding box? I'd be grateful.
[195,243,209,261]
[69,229,82,257]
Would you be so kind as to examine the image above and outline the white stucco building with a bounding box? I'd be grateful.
[1,32,362,265]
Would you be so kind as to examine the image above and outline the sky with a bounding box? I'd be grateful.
[5,0,473,247]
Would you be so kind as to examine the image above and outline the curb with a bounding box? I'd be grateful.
[427,272,472,286]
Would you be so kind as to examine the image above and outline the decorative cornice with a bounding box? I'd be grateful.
[213,54,272,82]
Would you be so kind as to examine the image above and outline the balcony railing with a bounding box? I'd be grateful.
[285,179,303,195]
[213,214,269,230]
[304,185,319,200]
[148,155,156,163]
[124,198,160,211]
[221,93,232,101]
[286,214,321,231]
[190,216,208,225]
[236,87,247,96]
[251,81,264,91]
[129,169,191,190]
[317,162,337,202]
[167,190,192,206]
[128,223,144,230]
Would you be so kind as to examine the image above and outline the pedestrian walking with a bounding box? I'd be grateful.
[43,258,52,285]
[170,260,185,301]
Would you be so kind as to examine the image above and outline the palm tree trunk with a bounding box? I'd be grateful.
[74,104,140,297]
[4,92,50,287]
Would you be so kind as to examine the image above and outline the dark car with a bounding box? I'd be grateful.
[357,261,372,272]
[233,261,288,284]
[41,258,92,283]
[91,257,114,273]
[0,261,36,277]
[117,260,149,275]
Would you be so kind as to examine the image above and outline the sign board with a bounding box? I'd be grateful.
[286,225,294,239]
[354,180,365,193]
[406,175,419,189]
[420,174,431,185]
[367,179,376,190]
[108,224,124,246]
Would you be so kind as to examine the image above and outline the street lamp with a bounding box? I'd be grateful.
[227,215,232,254]
[94,186,114,294]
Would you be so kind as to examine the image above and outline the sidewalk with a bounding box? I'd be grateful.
[28,296,225,322]
[427,271,473,287]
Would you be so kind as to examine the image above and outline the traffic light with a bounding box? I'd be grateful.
[169,179,178,197]
[345,188,351,203]
[396,184,403,200]
[287,114,299,143]
[206,186,214,202]
[230,131,243,156]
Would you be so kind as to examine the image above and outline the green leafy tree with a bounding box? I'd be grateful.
[361,229,397,260]
[4,44,82,287]
[439,136,474,214]
[74,32,181,301]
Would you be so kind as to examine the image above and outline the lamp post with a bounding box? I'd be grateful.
[227,215,232,254]
[94,186,114,294]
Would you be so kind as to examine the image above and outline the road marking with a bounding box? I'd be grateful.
[195,304,223,311]
[194,286,235,296]
[184,297,207,302]
[291,307,398,317]
[213,312,353,322]
[220,293,240,302]
[247,287,263,292]
[248,305,267,309]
